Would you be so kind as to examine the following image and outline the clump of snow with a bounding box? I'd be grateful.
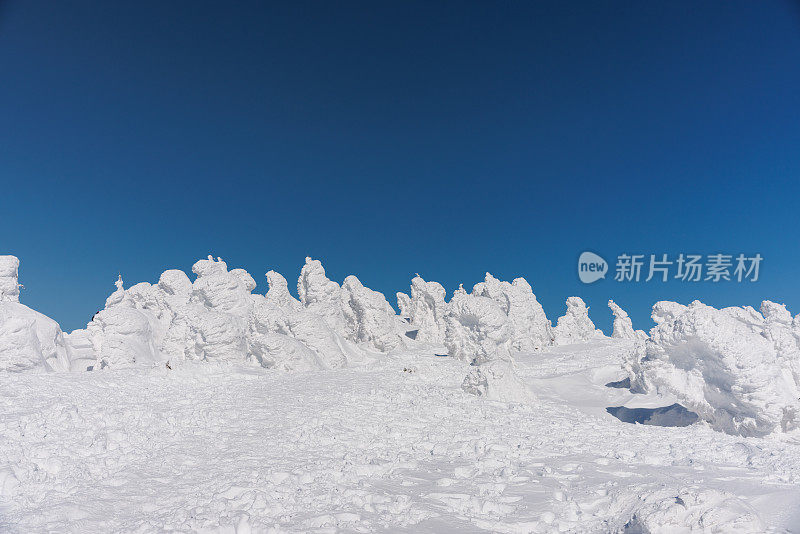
[248,331,324,371]
[396,275,448,344]
[186,256,252,363]
[553,297,605,345]
[461,358,534,402]
[632,300,800,436]
[471,273,553,351]
[760,300,800,389]
[0,255,71,372]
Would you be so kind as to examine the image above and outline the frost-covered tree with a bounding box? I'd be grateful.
[471,273,553,352]
[631,300,800,436]
[553,297,605,345]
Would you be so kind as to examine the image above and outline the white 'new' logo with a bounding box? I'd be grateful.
[578,252,607,283]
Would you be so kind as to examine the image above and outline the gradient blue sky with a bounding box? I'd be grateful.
[2,1,799,333]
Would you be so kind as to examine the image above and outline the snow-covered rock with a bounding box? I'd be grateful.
[633,300,800,436]
[553,297,605,345]
[396,275,447,344]
[0,255,71,372]
[471,273,553,352]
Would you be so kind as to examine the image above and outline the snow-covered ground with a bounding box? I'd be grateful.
[3,254,800,532]
[2,340,799,533]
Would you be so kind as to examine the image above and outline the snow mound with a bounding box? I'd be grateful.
[553,297,605,345]
[632,300,800,436]
[461,358,534,402]
[396,275,448,344]
[0,256,71,372]
[471,273,553,352]
[608,299,646,340]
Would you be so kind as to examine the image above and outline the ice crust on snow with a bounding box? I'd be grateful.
[630,300,800,436]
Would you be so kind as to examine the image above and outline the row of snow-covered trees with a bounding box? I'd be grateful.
[0,254,633,373]
[2,254,800,437]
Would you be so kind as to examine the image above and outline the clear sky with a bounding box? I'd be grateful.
[1,1,799,333]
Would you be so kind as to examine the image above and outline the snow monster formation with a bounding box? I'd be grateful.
[396,275,448,345]
[553,297,605,345]
[471,273,553,351]
[444,290,534,402]
[63,256,417,372]
[0,256,71,372]
[608,300,646,340]
[629,300,800,436]
[8,252,800,438]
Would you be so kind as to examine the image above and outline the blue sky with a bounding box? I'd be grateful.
[1,1,799,333]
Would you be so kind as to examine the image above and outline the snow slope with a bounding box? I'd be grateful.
[2,340,799,533]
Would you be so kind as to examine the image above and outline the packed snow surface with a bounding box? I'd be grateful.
[2,254,800,532]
